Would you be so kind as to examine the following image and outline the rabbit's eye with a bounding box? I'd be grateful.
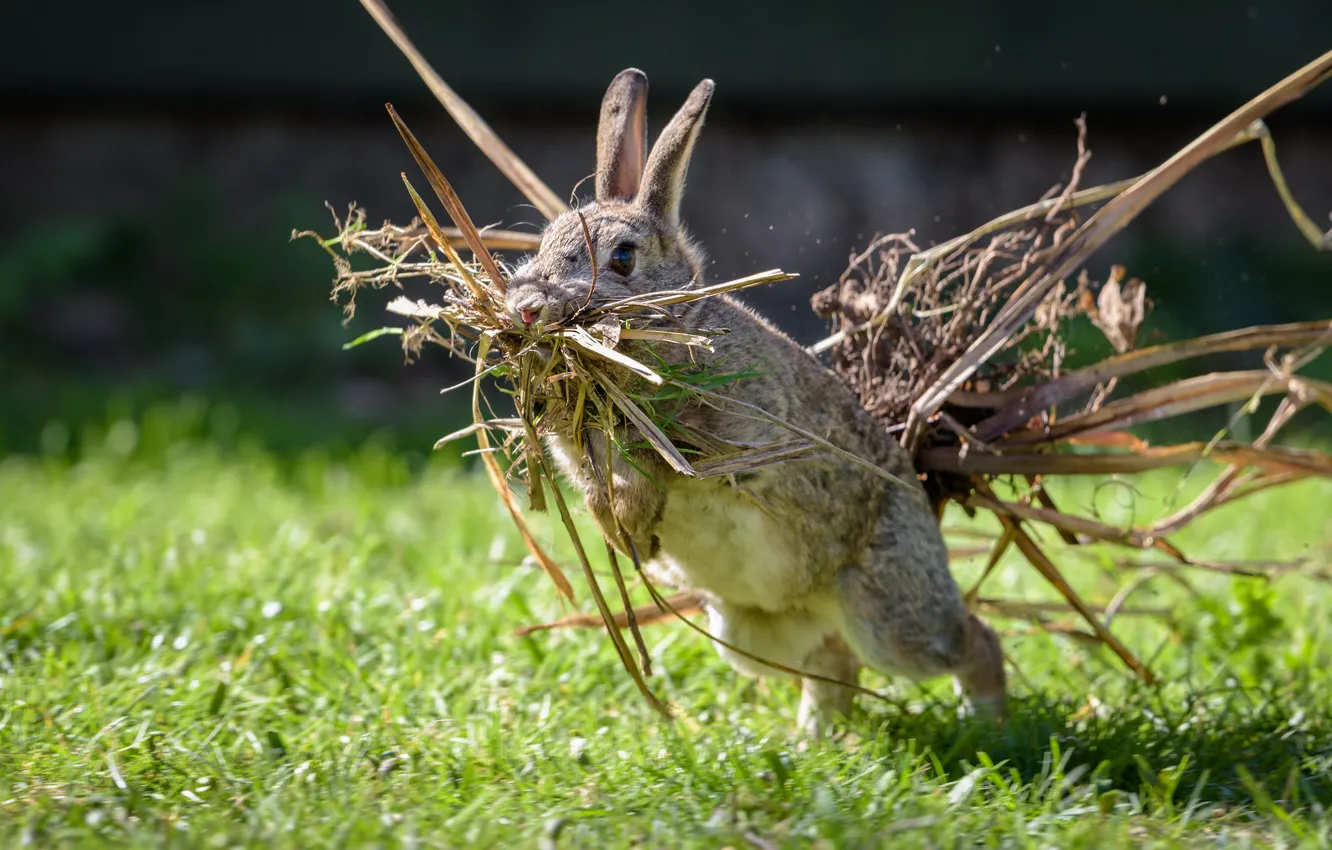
[607,244,636,276]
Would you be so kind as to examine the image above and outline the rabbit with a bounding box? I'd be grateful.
[503,68,1007,734]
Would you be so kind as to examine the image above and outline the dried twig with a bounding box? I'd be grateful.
[970,478,1155,682]
[357,0,567,220]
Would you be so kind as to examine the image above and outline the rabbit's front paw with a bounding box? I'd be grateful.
[585,488,661,561]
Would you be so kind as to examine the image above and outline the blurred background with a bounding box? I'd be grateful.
[3,0,1330,462]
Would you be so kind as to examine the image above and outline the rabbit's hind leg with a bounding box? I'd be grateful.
[796,633,862,737]
[834,526,1007,721]
[701,599,855,731]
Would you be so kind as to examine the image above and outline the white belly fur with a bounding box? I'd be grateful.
[651,475,811,612]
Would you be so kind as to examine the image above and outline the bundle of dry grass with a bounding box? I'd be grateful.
[808,58,1332,678]
[304,0,1332,705]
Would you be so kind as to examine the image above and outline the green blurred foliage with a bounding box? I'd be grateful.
[1,179,1328,458]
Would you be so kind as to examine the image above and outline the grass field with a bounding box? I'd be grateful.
[3,414,1332,847]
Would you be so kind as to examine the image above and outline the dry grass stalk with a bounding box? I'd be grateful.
[357,0,567,221]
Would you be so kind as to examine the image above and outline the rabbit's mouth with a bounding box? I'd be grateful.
[505,288,580,330]
[506,301,549,329]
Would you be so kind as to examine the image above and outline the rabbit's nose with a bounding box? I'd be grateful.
[512,300,546,326]
[506,286,547,327]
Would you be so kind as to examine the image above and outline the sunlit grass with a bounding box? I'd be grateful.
[2,411,1331,847]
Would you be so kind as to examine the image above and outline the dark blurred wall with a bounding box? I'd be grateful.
[7,1,1332,110]
[2,1,1329,452]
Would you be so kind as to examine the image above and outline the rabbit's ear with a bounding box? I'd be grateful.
[638,79,714,227]
[595,69,649,202]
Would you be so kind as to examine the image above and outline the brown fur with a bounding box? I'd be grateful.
[505,70,1007,734]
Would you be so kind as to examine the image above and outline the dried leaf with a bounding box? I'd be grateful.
[1000,371,1332,446]
[619,328,715,350]
[1089,265,1148,353]
[920,440,1332,477]
[590,315,623,348]
[433,418,523,449]
[593,269,796,313]
[388,106,511,294]
[560,327,663,385]
[972,319,1332,440]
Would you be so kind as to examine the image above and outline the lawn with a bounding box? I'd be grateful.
[3,411,1332,847]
